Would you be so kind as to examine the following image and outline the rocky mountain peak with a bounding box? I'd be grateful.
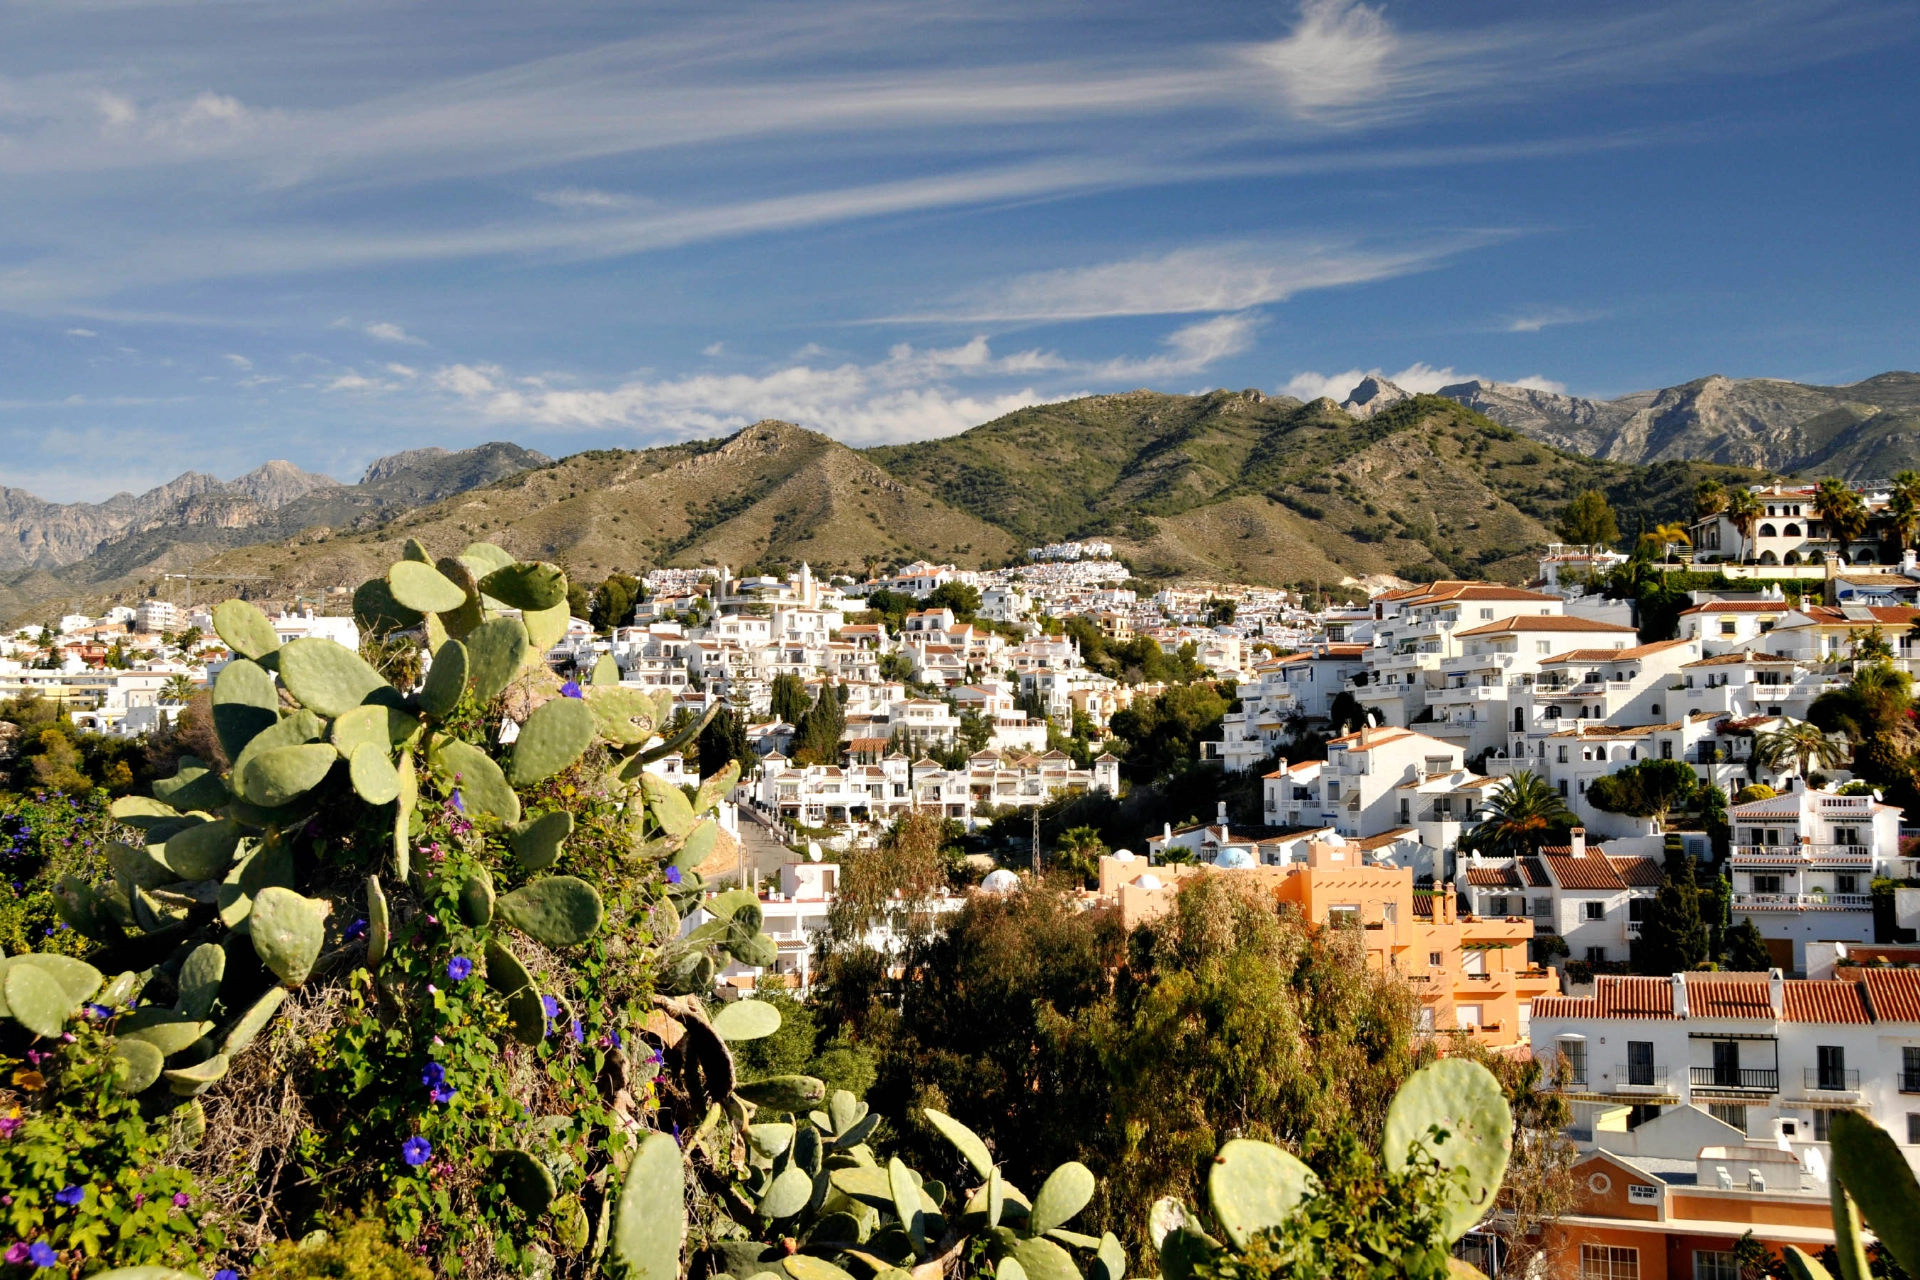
[227,460,341,509]
[1341,376,1411,419]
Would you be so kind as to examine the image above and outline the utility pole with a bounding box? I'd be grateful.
[1031,803,1041,876]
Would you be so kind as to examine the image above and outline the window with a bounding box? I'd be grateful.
[1560,1038,1587,1084]
[1580,1245,1639,1280]
[1695,1250,1739,1280]
[1400,799,1411,823]
[1584,901,1605,921]
[1327,905,1361,927]
[1558,779,1569,797]
[1753,874,1783,894]
[1707,1105,1747,1134]
[1534,897,1553,919]
[1429,951,1443,967]
[1627,1040,1654,1086]
[1628,898,1647,921]
[1538,641,1552,654]
[1480,608,1494,619]
[1903,1046,1920,1092]
[1818,1045,1848,1090]
[1720,619,1738,636]
[1558,745,1568,763]
[1835,826,1861,846]
[1908,1114,1920,1145]
[1661,739,1673,760]
[1586,946,1608,963]
[1837,873,1858,895]
[1487,896,1509,916]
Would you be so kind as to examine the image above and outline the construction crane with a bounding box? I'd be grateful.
[161,566,268,611]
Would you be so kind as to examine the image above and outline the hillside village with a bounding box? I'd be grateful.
[13,470,1920,1272]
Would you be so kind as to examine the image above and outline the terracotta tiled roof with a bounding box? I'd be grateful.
[1860,968,1920,1022]
[1684,973,1773,1018]
[1678,601,1793,615]
[1683,652,1799,667]
[1539,639,1695,664]
[1356,828,1415,850]
[1520,858,1551,887]
[1609,856,1664,887]
[1595,976,1676,1018]
[1799,605,1920,627]
[1783,980,1870,1024]
[1532,996,1598,1017]
[1543,854,1627,891]
[1467,865,1522,887]
[1454,616,1638,638]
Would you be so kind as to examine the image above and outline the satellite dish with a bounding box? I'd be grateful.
[807,841,823,863]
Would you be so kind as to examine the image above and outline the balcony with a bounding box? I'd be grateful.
[1730,892,1872,909]
[1689,1066,1779,1093]
[1731,843,1874,867]
[1804,1068,1861,1093]
[1612,1064,1670,1092]
[1625,921,1643,940]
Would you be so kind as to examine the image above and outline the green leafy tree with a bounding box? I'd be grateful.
[1634,841,1709,974]
[1558,489,1621,548]
[1459,771,1574,860]
[1725,916,1773,970]
[695,703,754,780]
[1694,479,1728,519]
[924,580,982,622]
[1814,477,1870,563]
[1325,690,1368,736]
[1108,683,1230,782]
[1888,470,1920,557]
[587,572,641,632]
[792,684,847,765]
[1585,758,1700,825]
[770,671,812,726]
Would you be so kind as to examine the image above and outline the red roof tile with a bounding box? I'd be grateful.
[1861,969,1920,1022]
[1454,616,1638,637]
[1685,973,1773,1018]
[1782,980,1870,1024]
[1520,858,1551,888]
[1467,865,1523,887]
[1544,854,1627,891]
[1595,976,1676,1018]
[1531,996,1598,1017]
[1609,856,1664,887]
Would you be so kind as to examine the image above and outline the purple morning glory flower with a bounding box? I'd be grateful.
[3,1244,27,1265]
[542,994,559,1018]
[173,1191,191,1208]
[53,1185,82,1207]
[29,1242,57,1267]
[450,790,465,813]
[422,1062,446,1089]
[664,866,682,885]
[446,956,472,982]
[345,918,368,941]
[402,1136,432,1167]
[430,1084,457,1105]
[570,1019,585,1044]
[560,681,583,698]
[82,1003,113,1021]
[215,1270,240,1280]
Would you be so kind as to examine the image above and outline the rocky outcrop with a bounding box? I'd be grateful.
[1341,376,1411,419]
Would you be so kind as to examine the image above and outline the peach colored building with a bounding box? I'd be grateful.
[1091,840,1555,1049]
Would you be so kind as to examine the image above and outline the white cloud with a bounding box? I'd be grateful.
[64,328,96,337]
[702,342,726,357]
[1281,361,1568,402]
[1505,307,1606,333]
[328,372,378,391]
[1251,0,1398,114]
[385,362,418,378]
[921,238,1473,322]
[1091,313,1260,381]
[535,186,644,210]
[222,353,252,369]
[363,321,424,345]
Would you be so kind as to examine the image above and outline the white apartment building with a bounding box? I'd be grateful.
[1211,642,1369,772]
[1425,615,1642,759]
[751,749,1117,830]
[134,600,180,633]
[1727,784,1905,970]
[269,608,359,650]
[1532,968,1920,1163]
[1274,726,1473,841]
[1463,828,1663,967]
[1353,582,1568,728]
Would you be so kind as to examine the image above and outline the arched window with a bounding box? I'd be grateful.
[1514,708,1525,731]
[1810,550,1827,565]
[1759,523,1778,538]
[1782,523,1801,537]
[1651,703,1661,718]
[1761,551,1780,565]
[1782,551,1799,565]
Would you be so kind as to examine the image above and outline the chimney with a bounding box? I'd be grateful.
[1217,801,1229,842]
[1768,968,1785,1018]
[1671,973,1689,1017]
[1570,827,1586,858]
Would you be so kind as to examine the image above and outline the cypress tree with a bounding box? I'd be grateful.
[1633,837,1708,974]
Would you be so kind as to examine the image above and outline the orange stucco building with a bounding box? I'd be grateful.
[1091,840,1556,1048]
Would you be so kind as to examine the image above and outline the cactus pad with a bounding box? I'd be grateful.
[1831,1110,1920,1276]
[164,817,241,881]
[278,637,389,718]
[484,939,534,996]
[366,876,390,966]
[672,820,720,875]
[641,773,697,838]
[1206,1138,1316,1250]
[354,576,423,636]
[250,886,329,986]
[923,1108,994,1179]
[388,560,470,613]
[496,876,603,946]
[590,654,620,686]
[611,1130,685,1279]
[332,704,421,756]
[711,998,782,1042]
[175,943,227,1021]
[122,1016,213,1058]
[508,811,573,872]
[762,1165,815,1221]
[11,954,104,1007]
[460,867,496,927]
[349,743,403,805]
[231,707,326,785]
[696,761,741,812]
[507,695,595,787]
[211,659,281,760]
[1030,1161,1095,1235]
[494,1148,558,1216]
[221,987,288,1058]
[460,541,516,574]
[584,686,655,745]
[520,600,570,658]
[429,737,521,824]
[1382,1058,1512,1243]
[109,840,174,892]
[1012,1237,1079,1280]
[110,1038,166,1094]
[213,599,282,660]
[479,561,568,612]
[419,640,469,718]
[464,617,529,704]
[735,1075,827,1112]
[240,743,339,808]
[163,1052,230,1096]
[725,930,778,970]
[153,756,229,812]
[4,963,76,1037]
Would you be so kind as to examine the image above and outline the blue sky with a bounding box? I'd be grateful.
[1,0,1915,500]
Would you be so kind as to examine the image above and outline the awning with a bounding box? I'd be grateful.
[1687,1031,1778,1041]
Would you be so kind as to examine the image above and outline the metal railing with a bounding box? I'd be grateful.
[1900,1072,1920,1094]
[1805,1068,1861,1092]
[1689,1067,1779,1092]
[1614,1064,1669,1090]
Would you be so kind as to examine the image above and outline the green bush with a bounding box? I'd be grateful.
[254,1215,432,1280]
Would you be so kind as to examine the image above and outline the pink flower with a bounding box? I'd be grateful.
[172,1191,191,1208]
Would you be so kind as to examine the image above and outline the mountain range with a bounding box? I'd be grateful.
[1,368,1910,627]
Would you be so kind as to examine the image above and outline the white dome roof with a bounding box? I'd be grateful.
[981,869,1021,894]
[1215,847,1255,869]
[1112,849,1135,862]
[1132,873,1164,890]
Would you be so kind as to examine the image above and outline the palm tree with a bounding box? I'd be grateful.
[1694,479,1727,520]
[1888,470,1920,559]
[1813,477,1869,564]
[1724,488,1762,564]
[160,674,197,704]
[1639,521,1693,562]
[1752,722,1848,780]
[1054,825,1107,885]
[1460,771,1576,861]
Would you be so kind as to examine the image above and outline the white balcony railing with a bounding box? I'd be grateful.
[1731,892,1873,909]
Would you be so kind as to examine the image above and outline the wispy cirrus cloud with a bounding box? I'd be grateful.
[1503,307,1607,333]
